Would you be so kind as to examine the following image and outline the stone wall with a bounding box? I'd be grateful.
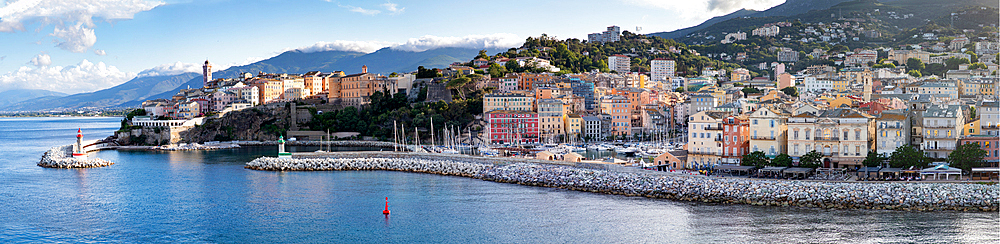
[38,145,114,168]
[246,153,999,212]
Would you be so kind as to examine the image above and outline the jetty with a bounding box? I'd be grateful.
[245,152,999,212]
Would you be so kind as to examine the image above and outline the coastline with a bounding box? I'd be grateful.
[246,152,999,212]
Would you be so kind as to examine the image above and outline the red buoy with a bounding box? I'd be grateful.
[382,197,390,215]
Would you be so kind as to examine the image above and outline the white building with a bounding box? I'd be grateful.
[752,25,780,37]
[651,58,676,84]
[588,26,621,43]
[609,55,631,74]
[803,76,832,92]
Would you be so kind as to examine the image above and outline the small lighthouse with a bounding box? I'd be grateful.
[72,128,87,159]
[383,197,390,215]
[278,136,291,159]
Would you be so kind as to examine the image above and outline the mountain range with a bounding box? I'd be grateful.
[1,47,505,111]
[647,0,998,42]
[648,0,857,40]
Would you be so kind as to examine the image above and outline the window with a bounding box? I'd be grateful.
[770,120,774,128]
[753,119,758,125]
[855,131,861,140]
[794,130,799,139]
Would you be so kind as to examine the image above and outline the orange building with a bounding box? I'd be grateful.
[518,73,553,90]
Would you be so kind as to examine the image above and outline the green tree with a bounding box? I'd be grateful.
[770,154,793,167]
[476,49,489,60]
[968,62,988,70]
[487,63,507,77]
[906,58,925,71]
[964,51,978,63]
[889,145,927,169]
[798,150,823,169]
[504,59,522,73]
[944,57,970,70]
[446,76,472,100]
[741,86,761,94]
[872,63,896,69]
[947,142,987,174]
[416,66,439,78]
[862,151,887,167]
[780,87,798,97]
[741,151,769,168]
[907,70,922,77]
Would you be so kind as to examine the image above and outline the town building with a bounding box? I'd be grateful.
[537,99,566,142]
[483,93,534,113]
[587,26,621,43]
[921,105,965,159]
[582,116,604,141]
[752,25,779,37]
[687,111,730,168]
[875,110,910,156]
[608,55,631,74]
[721,115,750,165]
[650,58,675,83]
[486,110,539,144]
[748,107,789,159]
[599,95,631,137]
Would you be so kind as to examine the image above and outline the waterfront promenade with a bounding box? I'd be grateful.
[245,152,999,212]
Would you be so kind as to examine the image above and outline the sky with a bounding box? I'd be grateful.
[0,0,785,94]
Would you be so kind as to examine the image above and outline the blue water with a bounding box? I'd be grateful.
[1,117,998,243]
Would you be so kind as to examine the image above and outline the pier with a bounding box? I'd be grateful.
[245,152,999,212]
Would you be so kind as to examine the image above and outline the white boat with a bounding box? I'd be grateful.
[442,149,461,154]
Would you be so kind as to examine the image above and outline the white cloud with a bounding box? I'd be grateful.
[292,34,523,54]
[30,53,51,67]
[339,4,380,15]
[292,40,395,54]
[391,34,523,52]
[0,0,164,53]
[94,49,106,56]
[51,23,97,53]
[137,61,200,77]
[381,1,404,15]
[0,59,135,94]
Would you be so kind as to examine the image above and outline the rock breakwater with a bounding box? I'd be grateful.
[246,155,999,212]
[38,145,114,168]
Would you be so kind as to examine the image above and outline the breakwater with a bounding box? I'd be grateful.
[246,153,999,212]
[38,145,114,168]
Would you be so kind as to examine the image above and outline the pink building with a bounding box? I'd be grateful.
[960,135,999,167]
[487,110,539,144]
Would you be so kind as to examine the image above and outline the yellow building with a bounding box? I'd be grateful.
[964,119,981,136]
[564,113,583,140]
[600,95,631,137]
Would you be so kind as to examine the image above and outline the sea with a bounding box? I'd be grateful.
[0,117,997,243]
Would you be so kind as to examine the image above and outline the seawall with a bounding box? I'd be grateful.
[246,152,999,212]
[38,145,114,168]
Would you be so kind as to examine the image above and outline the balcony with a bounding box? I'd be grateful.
[704,126,723,131]
[688,151,722,156]
[814,137,839,141]
[821,150,840,156]
[751,136,776,140]
[880,124,904,129]
[983,124,999,129]
[923,135,956,139]
[925,146,956,151]
[924,124,957,129]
